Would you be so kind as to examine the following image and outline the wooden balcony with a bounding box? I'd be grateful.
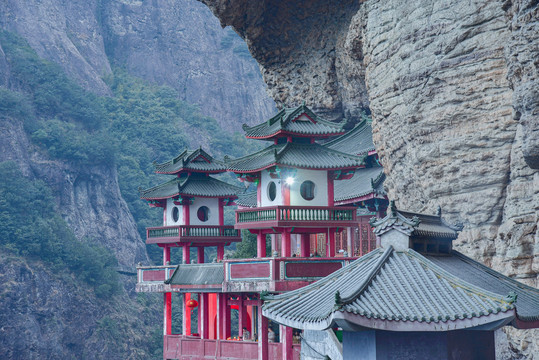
[235,205,357,229]
[163,335,300,360]
[136,257,356,293]
[146,225,241,245]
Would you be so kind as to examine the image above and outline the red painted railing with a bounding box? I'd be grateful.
[147,225,240,240]
[235,205,357,224]
[163,335,300,360]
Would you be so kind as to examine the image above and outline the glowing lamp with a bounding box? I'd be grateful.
[186,299,199,309]
[285,177,295,185]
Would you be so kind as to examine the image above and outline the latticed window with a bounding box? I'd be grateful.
[357,216,376,256]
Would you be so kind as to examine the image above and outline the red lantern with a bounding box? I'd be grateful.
[186,299,199,309]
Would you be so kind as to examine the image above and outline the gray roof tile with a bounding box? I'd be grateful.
[325,120,375,155]
[226,143,365,173]
[140,174,243,200]
[334,166,386,203]
[243,104,344,139]
[262,247,519,331]
[166,263,224,288]
[154,148,226,174]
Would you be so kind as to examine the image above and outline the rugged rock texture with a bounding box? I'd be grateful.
[0,117,147,271]
[103,0,275,130]
[0,0,275,130]
[0,252,160,360]
[199,0,538,357]
[199,0,369,121]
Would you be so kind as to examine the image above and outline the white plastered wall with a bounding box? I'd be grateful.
[260,170,283,207]
[289,168,328,206]
[189,197,219,226]
[165,198,184,226]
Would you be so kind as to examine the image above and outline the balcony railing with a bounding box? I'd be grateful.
[146,225,241,244]
[235,206,357,228]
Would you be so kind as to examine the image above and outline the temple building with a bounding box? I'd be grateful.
[262,202,539,360]
[135,104,391,360]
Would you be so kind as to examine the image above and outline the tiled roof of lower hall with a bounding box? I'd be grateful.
[236,191,257,208]
[153,148,226,174]
[324,120,375,155]
[262,247,521,332]
[139,174,243,200]
[334,166,386,204]
[225,142,365,173]
[165,263,224,290]
[242,104,345,139]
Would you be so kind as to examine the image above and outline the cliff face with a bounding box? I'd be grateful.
[0,0,275,130]
[199,0,538,357]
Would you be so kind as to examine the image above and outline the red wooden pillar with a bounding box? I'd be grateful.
[209,293,217,339]
[327,228,336,257]
[257,231,266,258]
[200,293,209,338]
[347,227,353,255]
[217,245,224,261]
[183,202,190,225]
[281,232,291,257]
[183,293,191,336]
[218,293,231,339]
[219,199,224,226]
[238,295,244,338]
[281,325,293,360]
[327,171,334,207]
[197,246,205,264]
[183,244,190,264]
[163,245,171,266]
[258,306,268,360]
[300,234,310,257]
[164,292,172,335]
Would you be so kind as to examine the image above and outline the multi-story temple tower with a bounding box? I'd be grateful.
[135,105,389,360]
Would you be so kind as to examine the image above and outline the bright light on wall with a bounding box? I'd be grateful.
[285,177,295,185]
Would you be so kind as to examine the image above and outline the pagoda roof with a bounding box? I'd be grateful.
[370,203,462,240]
[334,166,386,204]
[325,120,375,155]
[242,104,345,140]
[154,148,226,174]
[262,247,529,332]
[236,191,257,208]
[139,174,243,200]
[226,142,365,173]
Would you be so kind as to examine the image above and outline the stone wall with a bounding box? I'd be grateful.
[197,0,539,357]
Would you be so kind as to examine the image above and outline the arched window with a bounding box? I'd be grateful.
[172,207,180,222]
[267,181,277,201]
[197,206,210,222]
[300,180,315,201]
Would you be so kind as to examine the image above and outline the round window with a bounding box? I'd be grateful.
[197,206,210,222]
[172,207,180,222]
[267,181,277,201]
[300,180,316,201]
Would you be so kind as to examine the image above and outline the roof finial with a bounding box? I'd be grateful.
[437,205,442,217]
[302,100,306,107]
[390,200,397,216]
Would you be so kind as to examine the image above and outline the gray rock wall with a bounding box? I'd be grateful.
[197,0,539,357]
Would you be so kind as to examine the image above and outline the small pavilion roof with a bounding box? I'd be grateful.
[139,174,243,200]
[263,247,524,332]
[370,203,462,240]
[226,142,365,173]
[325,120,375,155]
[154,148,226,174]
[165,263,224,292]
[334,166,386,205]
[242,103,345,140]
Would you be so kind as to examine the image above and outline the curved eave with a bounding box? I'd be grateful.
[141,193,178,201]
[334,192,387,206]
[245,129,345,140]
[230,164,361,174]
[263,305,515,333]
[178,192,239,199]
[155,168,226,175]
